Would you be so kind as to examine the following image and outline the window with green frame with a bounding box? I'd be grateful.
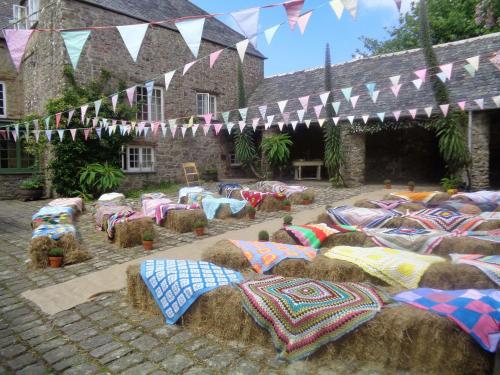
[0,138,35,173]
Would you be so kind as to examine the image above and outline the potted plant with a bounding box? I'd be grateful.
[258,230,269,242]
[48,247,64,268]
[384,179,392,189]
[247,206,256,220]
[302,192,313,205]
[283,215,293,227]
[282,199,291,212]
[441,176,461,195]
[193,221,206,236]
[202,167,218,182]
[407,181,415,192]
[18,176,44,201]
[142,230,154,251]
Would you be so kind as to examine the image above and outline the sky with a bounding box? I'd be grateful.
[191,0,413,77]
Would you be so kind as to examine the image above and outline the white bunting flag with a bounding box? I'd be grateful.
[192,124,199,136]
[126,86,136,106]
[371,90,380,103]
[278,121,284,131]
[389,75,400,86]
[264,24,280,45]
[169,119,177,138]
[164,71,175,91]
[412,79,423,90]
[259,105,267,120]
[252,118,259,131]
[266,115,275,128]
[238,121,246,132]
[409,109,417,119]
[202,124,211,136]
[34,130,40,142]
[330,0,344,19]
[239,108,248,122]
[466,56,480,71]
[393,110,401,121]
[350,95,359,109]
[291,121,298,130]
[439,63,453,81]
[362,115,369,124]
[492,96,500,108]
[440,104,449,117]
[347,115,355,125]
[181,126,187,138]
[226,122,235,133]
[318,118,325,127]
[175,18,206,58]
[297,109,305,122]
[425,106,433,118]
[319,92,330,106]
[236,39,250,62]
[342,0,358,19]
[70,128,77,141]
[475,98,484,110]
[111,94,118,113]
[277,100,288,114]
[304,119,311,128]
[333,117,340,125]
[117,24,149,62]
[377,112,385,122]
[81,105,88,123]
[68,110,74,125]
[160,122,167,137]
[231,7,260,47]
[94,99,102,117]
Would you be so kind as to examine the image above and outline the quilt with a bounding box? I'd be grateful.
[407,208,485,233]
[106,209,135,239]
[155,203,199,225]
[218,183,242,197]
[390,191,441,203]
[325,246,444,289]
[365,227,448,254]
[95,205,131,230]
[201,197,247,220]
[450,254,500,286]
[48,197,83,213]
[140,259,243,324]
[240,190,284,208]
[256,181,307,198]
[141,192,167,202]
[32,224,76,240]
[235,275,389,360]
[142,198,172,218]
[452,191,500,204]
[460,229,500,243]
[367,199,408,210]
[283,223,352,249]
[479,212,500,221]
[178,187,204,203]
[327,206,401,229]
[230,240,318,273]
[97,192,125,206]
[32,206,73,226]
[394,288,500,352]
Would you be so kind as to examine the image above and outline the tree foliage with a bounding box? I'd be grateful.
[260,133,293,168]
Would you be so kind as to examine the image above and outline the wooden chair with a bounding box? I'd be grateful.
[182,162,201,186]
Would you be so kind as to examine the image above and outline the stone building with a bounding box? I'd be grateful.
[0,0,498,199]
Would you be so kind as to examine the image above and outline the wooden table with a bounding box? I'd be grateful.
[292,160,324,180]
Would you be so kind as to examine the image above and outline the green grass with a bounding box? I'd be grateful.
[124,181,180,199]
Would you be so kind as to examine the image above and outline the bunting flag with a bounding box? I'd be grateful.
[11,130,17,142]
[318,118,325,127]
[45,116,51,129]
[330,0,344,19]
[3,29,34,71]
[278,121,284,131]
[377,112,385,122]
[183,61,196,75]
[203,113,212,125]
[333,117,340,125]
[414,68,427,82]
[439,63,453,81]
[33,119,39,131]
[297,11,312,35]
[57,129,65,142]
[291,120,298,130]
[350,95,359,109]
[341,87,352,101]
[24,123,30,140]
[259,105,267,120]
[169,119,177,138]
[81,105,88,123]
[266,115,275,129]
[490,52,500,70]
[282,112,290,124]
[160,122,167,137]
[92,118,98,128]
[278,100,288,114]
[366,82,376,96]
[409,109,417,119]
[319,92,330,106]
[412,79,423,90]
[214,123,223,135]
[343,0,358,19]
[391,84,402,97]
[440,104,449,117]
[151,121,160,136]
[119,124,127,136]
[61,30,91,69]
[126,86,136,106]
[175,18,206,58]
[252,118,259,131]
[138,122,145,136]
[475,98,484,110]
[347,115,354,125]
[436,72,447,82]
[314,105,323,119]
[425,106,433,118]
[55,113,62,128]
[45,130,52,141]
[209,49,223,68]
[371,90,380,103]
[202,124,211,136]
[464,64,476,77]
[297,109,305,122]
[84,128,91,141]
[94,99,102,117]
[394,0,402,12]
[239,108,248,122]
[332,101,340,114]
[362,115,369,124]
[457,101,466,111]
[164,71,175,91]
[393,110,401,121]
[283,0,305,31]
[70,129,77,141]
[192,124,199,136]
[238,121,246,132]
[465,56,480,72]
[305,119,311,128]
[111,94,118,112]
[227,122,235,133]
[145,81,154,97]
[236,39,250,62]
[222,111,230,124]
[492,96,500,108]
[389,75,401,86]
[264,24,280,45]
[34,130,40,142]
[298,95,310,110]
[181,126,187,138]
[117,24,149,62]
[231,7,260,47]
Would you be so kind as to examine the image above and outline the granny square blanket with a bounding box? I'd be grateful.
[48,198,84,213]
[154,203,200,225]
[390,191,441,203]
[142,198,172,218]
[140,260,243,324]
[450,254,500,286]
[201,197,247,220]
[407,208,485,232]
[452,191,500,204]
[283,223,352,249]
[365,227,448,254]
[235,275,390,360]
[325,246,444,289]
[97,192,125,206]
[394,288,500,352]
[32,206,73,226]
[327,206,401,229]
[230,240,318,273]
[32,224,76,240]
[185,191,214,205]
[106,209,138,239]
[178,187,204,203]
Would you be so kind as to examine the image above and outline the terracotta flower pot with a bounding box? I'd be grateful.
[194,227,205,236]
[248,212,256,220]
[18,188,43,202]
[385,184,392,189]
[283,205,291,212]
[143,240,153,251]
[302,200,312,205]
[48,256,63,268]
[408,186,415,192]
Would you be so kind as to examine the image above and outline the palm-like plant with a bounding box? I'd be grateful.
[79,162,124,198]
[260,134,293,169]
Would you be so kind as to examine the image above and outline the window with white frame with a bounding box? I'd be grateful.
[0,82,6,118]
[27,0,40,26]
[136,86,163,122]
[122,146,155,172]
[11,0,39,29]
[196,93,217,116]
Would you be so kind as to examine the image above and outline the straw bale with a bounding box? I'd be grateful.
[475,220,500,231]
[383,217,425,229]
[316,213,334,226]
[29,233,91,269]
[383,192,450,205]
[288,189,315,205]
[201,240,250,271]
[258,195,284,212]
[272,229,369,248]
[228,189,244,200]
[434,236,499,257]
[420,262,496,289]
[215,204,248,220]
[163,209,207,233]
[114,217,154,248]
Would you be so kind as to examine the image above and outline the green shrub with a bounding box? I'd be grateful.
[260,134,293,169]
[19,176,43,189]
[258,230,269,241]
[441,176,462,190]
[282,199,291,207]
[79,162,124,198]
[283,215,293,225]
[48,248,64,257]
[247,205,256,214]
[193,221,206,229]
[142,231,154,241]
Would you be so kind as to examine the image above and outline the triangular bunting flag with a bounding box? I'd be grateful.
[61,30,91,69]
[409,109,417,119]
[259,105,267,120]
[277,100,288,114]
[175,18,205,58]
[350,95,359,109]
[318,118,325,127]
[341,87,352,101]
[436,72,447,82]
[226,122,235,133]
[238,121,246,132]
[169,119,177,138]
[126,86,136,106]
[489,52,500,70]
[266,115,275,128]
[394,0,402,12]
[160,122,167,137]
[94,99,102,117]
[299,95,310,110]
[252,118,259,131]
[366,82,376,96]
[70,128,77,141]
[34,130,40,142]
[391,84,402,97]
[440,104,449,117]
[439,63,453,80]
[466,56,480,71]
[389,75,400,86]
[393,111,401,121]
[347,116,355,125]
[297,11,313,35]
[202,124,211,136]
[377,112,385,122]
[222,111,230,124]
[44,116,51,129]
[464,64,476,77]
[330,0,344,19]
[492,96,500,108]
[264,24,280,45]
[151,121,160,136]
[457,101,466,111]
[164,71,175,91]
[111,94,118,113]
[45,130,52,141]
[297,109,305,122]
[192,124,199,136]
[333,117,340,125]
[183,61,196,75]
[117,24,148,62]
[3,29,34,71]
[236,39,249,62]
[412,79,423,90]
[319,92,330,106]
[425,106,433,118]
[278,121,284,131]
[145,80,154,97]
[314,105,323,119]
[475,98,484,110]
[362,115,369,124]
[81,105,88,123]
[181,126,187,138]
[291,120,298,130]
[332,101,340,114]
[11,130,17,142]
[55,113,62,129]
[57,129,65,141]
[203,113,212,125]
[371,90,380,103]
[414,68,427,82]
[239,108,248,122]
[304,119,311,128]
[283,0,305,30]
[209,49,223,68]
[282,112,290,124]
[231,7,260,47]
[83,128,91,141]
[342,0,358,19]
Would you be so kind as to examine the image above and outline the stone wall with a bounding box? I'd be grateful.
[0,41,24,120]
[0,173,34,200]
[470,111,491,190]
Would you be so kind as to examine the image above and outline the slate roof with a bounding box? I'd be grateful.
[247,32,500,123]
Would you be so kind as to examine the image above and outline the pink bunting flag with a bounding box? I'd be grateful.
[298,96,310,110]
[457,101,466,111]
[81,105,88,123]
[440,104,449,117]
[490,52,500,70]
[282,112,290,124]
[55,113,62,129]
[439,63,453,80]
[92,118,98,128]
[12,130,18,142]
[203,113,212,125]
[350,95,359,109]
[202,124,211,136]
[209,49,223,68]
[137,122,145,136]
[183,61,196,75]
[475,98,484,110]
[126,86,136,106]
[252,118,259,131]
[68,110,74,124]
[3,29,34,71]
[394,0,402,12]
[238,121,246,132]
[151,122,160,136]
[83,128,91,140]
[391,84,402,97]
[314,105,323,119]
[409,109,417,119]
[393,110,401,121]
[70,128,77,141]
[414,68,427,82]
[283,0,305,31]
[111,94,118,112]
[297,11,312,35]
[170,125,177,138]
[213,123,223,135]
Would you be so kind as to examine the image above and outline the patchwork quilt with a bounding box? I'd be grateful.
[230,240,318,273]
[325,246,444,289]
[140,260,243,324]
[32,224,76,240]
[450,254,500,286]
[95,205,131,230]
[240,190,284,208]
[32,206,73,226]
[235,275,389,360]
[452,191,500,204]
[283,223,355,249]
[365,227,448,254]
[327,206,401,229]
[142,198,172,218]
[256,181,307,198]
[48,197,84,213]
[178,187,204,203]
[185,191,214,205]
[218,183,243,197]
[394,288,500,352]
[155,203,199,225]
[367,199,408,210]
[97,192,125,206]
[390,191,441,203]
[201,197,247,220]
[407,208,485,233]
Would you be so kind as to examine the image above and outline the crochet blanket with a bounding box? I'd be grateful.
[230,240,318,273]
[235,275,389,360]
[240,190,284,208]
[283,223,353,249]
[201,197,246,220]
[367,199,408,210]
[155,203,199,225]
[106,209,136,239]
[365,227,448,254]
[140,259,243,324]
[450,254,500,286]
[32,206,73,226]
[142,198,172,218]
[48,198,83,213]
[452,191,500,204]
[394,288,500,352]
[407,208,485,233]
[480,212,500,221]
[178,187,204,203]
[185,191,214,205]
[256,181,307,198]
[325,246,444,289]
[218,183,242,197]
[32,224,76,240]
[327,206,401,229]
[140,192,167,202]
[95,205,131,230]
[97,192,125,206]
[390,191,440,203]
[461,230,500,243]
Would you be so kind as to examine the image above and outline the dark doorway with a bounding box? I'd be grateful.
[288,124,325,179]
[489,111,500,188]
[365,126,446,183]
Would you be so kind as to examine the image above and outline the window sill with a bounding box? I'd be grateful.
[123,170,156,174]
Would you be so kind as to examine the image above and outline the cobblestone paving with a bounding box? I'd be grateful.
[0,183,411,374]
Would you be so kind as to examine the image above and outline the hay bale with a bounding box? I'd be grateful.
[434,236,499,256]
[258,195,283,212]
[476,220,500,231]
[316,212,334,226]
[383,192,449,205]
[420,262,496,289]
[215,204,248,220]
[383,217,425,229]
[164,209,207,233]
[28,234,91,269]
[228,189,244,200]
[114,217,154,248]
[288,189,315,205]
[201,240,250,271]
[272,229,369,248]
[126,264,163,317]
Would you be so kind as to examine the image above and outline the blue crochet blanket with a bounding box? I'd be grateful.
[201,197,247,220]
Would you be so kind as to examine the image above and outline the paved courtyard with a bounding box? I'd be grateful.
[0,183,415,374]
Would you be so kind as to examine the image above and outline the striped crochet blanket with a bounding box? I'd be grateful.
[407,208,485,233]
[32,224,76,240]
[365,227,448,254]
[155,203,199,225]
[450,254,500,286]
[327,206,401,229]
[235,275,389,361]
[367,199,408,210]
[32,206,73,226]
[106,209,136,239]
[230,240,318,273]
[452,191,500,204]
[142,198,172,218]
[48,198,84,213]
[325,246,444,289]
[95,205,131,230]
[283,223,356,249]
[390,191,441,203]
[479,212,500,221]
